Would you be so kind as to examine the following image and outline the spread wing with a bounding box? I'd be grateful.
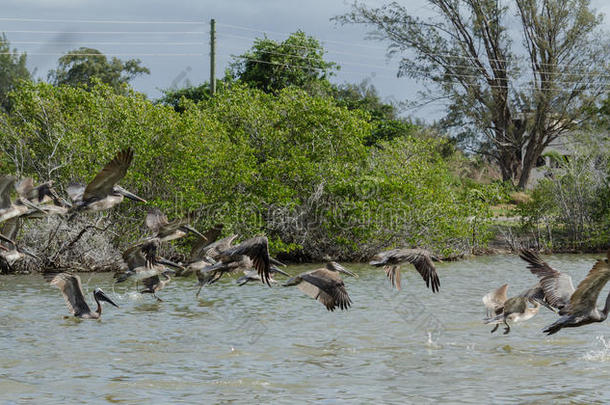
[482,283,508,312]
[520,249,574,310]
[0,218,20,246]
[299,270,352,311]
[83,148,133,201]
[566,255,610,315]
[14,178,34,199]
[372,248,440,292]
[221,236,271,286]
[0,175,16,209]
[46,273,91,316]
[122,238,160,269]
[189,224,224,260]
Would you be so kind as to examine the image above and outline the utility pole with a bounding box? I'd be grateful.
[210,18,216,96]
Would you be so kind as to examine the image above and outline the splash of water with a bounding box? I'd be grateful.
[582,335,610,362]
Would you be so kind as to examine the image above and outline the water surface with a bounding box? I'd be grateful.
[2,254,610,404]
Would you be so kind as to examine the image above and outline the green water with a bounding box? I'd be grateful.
[1,254,610,403]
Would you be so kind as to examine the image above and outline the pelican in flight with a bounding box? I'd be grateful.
[0,218,38,269]
[176,224,224,277]
[370,248,441,292]
[521,249,610,335]
[201,236,284,286]
[140,270,174,301]
[15,178,70,218]
[114,238,183,283]
[283,262,357,311]
[145,207,206,242]
[0,175,44,223]
[482,283,547,333]
[45,272,118,319]
[484,295,541,334]
[67,148,146,214]
[191,234,237,296]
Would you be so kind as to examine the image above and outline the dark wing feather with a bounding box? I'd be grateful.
[566,257,610,315]
[189,224,224,260]
[520,249,574,310]
[401,249,441,293]
[384,265,401,290]
[46,273,91,316]
[140,275,160,293]
[300,270,352,311]
[0,218,20,246]
[223,236,271,286]
[83,148,133,201]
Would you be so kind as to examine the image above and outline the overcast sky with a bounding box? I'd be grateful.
[2,0,610,122]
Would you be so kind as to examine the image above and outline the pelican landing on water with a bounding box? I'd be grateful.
[67,148,146,215]
[369,248,441,293]
[283,262,357,311]
[521,249,610,335]
[45,273,118,319]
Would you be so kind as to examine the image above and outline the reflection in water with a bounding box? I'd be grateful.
[1,254,610,403]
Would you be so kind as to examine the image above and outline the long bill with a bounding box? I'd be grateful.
[97,289,119,308]
[115,186,147,203]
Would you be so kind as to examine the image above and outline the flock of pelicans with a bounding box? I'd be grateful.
[1,149,609,337]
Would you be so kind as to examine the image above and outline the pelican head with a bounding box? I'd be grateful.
[93,288,119,308]
[326,261,358,278]
[114,185,147,203]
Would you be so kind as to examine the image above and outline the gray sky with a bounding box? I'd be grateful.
[2,0,609,121]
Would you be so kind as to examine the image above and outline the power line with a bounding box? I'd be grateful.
[10,41,205,46]
[2,30,206,35]
[0,51,204,57]
[0,17,203,24]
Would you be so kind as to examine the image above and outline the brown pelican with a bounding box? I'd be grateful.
[369,248,441,292]
[236,266,291,286]
[145,207,205,242]
[140,270,174,301]
[532,250,610,335]
[482,283,548,333]
[190,234,237,296]
[0,218,38,269]
[114,238,183,283]
[283,262,357,311]
[67,148,146,214]
[45,272,118,319]
[16,178,70,218]
[484,295,541,334]
[174,224,225,277]
[202,236,284,286]
[0,175,44,223]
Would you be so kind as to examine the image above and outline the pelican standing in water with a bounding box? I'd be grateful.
[533,250,610,335]
[283,262,357,311]
[145,207,206,242]
[67,148,146,214]
[45,272,119,319]
[370,248,441,292]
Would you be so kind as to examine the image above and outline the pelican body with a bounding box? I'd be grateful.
[145,207,206,242]
[46,273,118,319]
[115,238,183,283]
[370,248,441,292]
[283,262,357,311]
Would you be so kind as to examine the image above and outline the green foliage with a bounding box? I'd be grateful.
[0,33,31,111]
[47,48,149,94]
[157,82,212,113]
[228,30,338,94]
[0,81,498,260]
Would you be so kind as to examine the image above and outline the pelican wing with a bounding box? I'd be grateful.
[372,248,440,292]
[14,178,34,199]
[0,218,20,245]
[0,175,16,209]
[222,236,271,286]
[520,249,574,310]
[145,208,170,234]
[300,269,352,311]
[46,273,91,316]
[198,234,238,260]
[141,275,160,292]
[482,283,508,312]
[122,238,159,270]
[83,148,133,201]
[566,256,610,315]
[384,265,402,290]
[502,296,527,316]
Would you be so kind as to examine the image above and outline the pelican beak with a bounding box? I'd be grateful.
[97,289,119,308]
[269,265,290,277]
[335,263,358,278]
[156,257,184,270]
[180,225,207,240]
[115,186,147,203]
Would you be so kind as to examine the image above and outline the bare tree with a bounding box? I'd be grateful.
[336,0,609,188]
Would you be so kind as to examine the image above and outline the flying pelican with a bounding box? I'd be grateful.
[45,272,118,319]
[535,250,610,335]
[145,207,206,242]
[114,238,183,283]
[175,224,224,277]
[482,283,548,333]
[236,266,291,286]
[0,218,38,268]
[15,178,70,218]
[202,236,284,286]
[67,148,146,214]
[283,262,357,311]
[140,270,174,301]
[484,295,541,334]
[0,175,44,223]
[190,234,237,296]
[369,248,441,292]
